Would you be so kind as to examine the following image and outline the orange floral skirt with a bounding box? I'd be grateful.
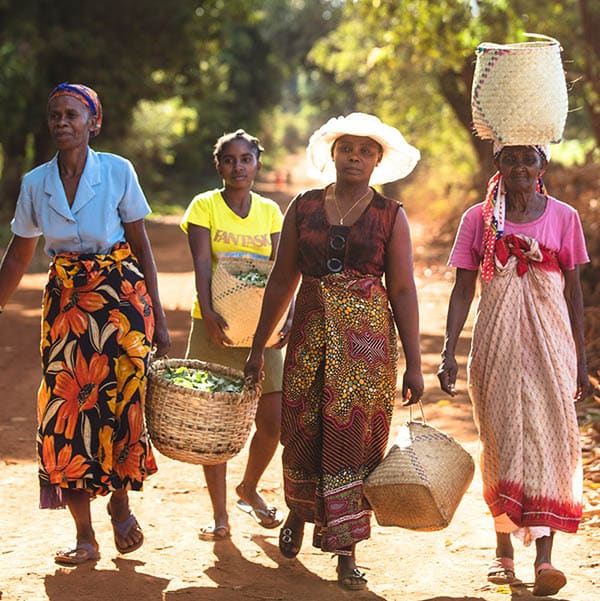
[37,243,157,509]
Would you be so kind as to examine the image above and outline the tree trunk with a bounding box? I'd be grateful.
[0,133,28,219]
[33,130,55,168]
[579,0,600,147]
[437,61,495,191]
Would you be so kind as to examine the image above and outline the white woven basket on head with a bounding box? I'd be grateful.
[211,256,285,347]
[471,37,568,145]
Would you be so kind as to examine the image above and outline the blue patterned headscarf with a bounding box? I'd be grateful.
[48,83,103,138]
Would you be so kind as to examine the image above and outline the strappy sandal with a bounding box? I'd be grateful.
[198,522,231,541]
[533,563,566,596]
[337,567,368,591]
[54,543,100,565]
[487,557,516,584]
[236,499,283,529]
[278,519,304,559]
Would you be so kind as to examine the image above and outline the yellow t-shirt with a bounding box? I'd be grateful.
[180,189,284,318]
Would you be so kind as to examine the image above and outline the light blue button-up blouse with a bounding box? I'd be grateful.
[11,148,151,257]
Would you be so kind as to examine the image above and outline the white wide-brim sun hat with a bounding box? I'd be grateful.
[306,112,420,185]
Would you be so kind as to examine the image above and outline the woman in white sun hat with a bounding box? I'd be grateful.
[245,112,423,591]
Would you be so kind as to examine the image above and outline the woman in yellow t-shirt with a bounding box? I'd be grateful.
[180,129,289,540]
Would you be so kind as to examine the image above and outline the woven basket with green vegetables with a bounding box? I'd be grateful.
[211,256,287,347]
[145,358,259,465]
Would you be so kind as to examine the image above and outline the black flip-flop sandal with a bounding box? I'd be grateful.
[278,522,304,558]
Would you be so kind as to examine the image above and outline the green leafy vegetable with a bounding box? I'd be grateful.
[233,268,268,287]
[161,366,244,392]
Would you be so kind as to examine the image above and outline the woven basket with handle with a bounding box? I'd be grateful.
[471,36,568,145]
[364,405,475,531]
[145,358,260,465]
[211,256,286,347]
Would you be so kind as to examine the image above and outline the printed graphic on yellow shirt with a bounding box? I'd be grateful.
[180,189,283,318]
[213,230,270,250]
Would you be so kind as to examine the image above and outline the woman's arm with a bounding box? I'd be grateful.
[268,230,296,349]
[0,235,40,309]
[186,223,234,347]
[123,219,170,356]
[385,208,423,405]
[563,266,591,400]
[245,201,301,383]
[437,267,478,396]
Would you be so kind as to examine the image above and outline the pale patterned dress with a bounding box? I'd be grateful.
[449,196,589,539]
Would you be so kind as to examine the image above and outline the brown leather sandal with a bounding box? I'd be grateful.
[487,557,516,584]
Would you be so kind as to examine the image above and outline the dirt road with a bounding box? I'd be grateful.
[0,214,598,601]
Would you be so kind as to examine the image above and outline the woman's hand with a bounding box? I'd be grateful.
[575,362,592,402]
[203,309,233,347]
[153,316,171,357]
[271,318,293,349]
[438,353,458,397]
[401,367,424,406]
[271,301,296,349]
[244,348,265,385]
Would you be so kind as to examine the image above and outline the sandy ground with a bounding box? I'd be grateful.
[0,202,598,601]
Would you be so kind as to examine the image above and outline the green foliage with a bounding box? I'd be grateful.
[0,0,198,140]
[0,221,12,248]
[162,366,244,393]
[120,97,198,198]
[0,0,202,211]
[254,1,348,161]
[551,139,599,167]
[1,0,598,230]
[0,0,303,212]
[305,0,599,202]
[310,1,517,160]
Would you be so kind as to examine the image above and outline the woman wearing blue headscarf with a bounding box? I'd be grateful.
[0,83,170,564]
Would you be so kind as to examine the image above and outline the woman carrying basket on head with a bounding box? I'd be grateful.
[438,39,590,598]
[0,83,170,564]
[180,129,291,540]
[244,113,424,591]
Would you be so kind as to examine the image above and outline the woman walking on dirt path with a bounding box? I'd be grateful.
[438,143,590,597]
[180,129,291,541]
[0,82,170,565]
[244,113,423,591]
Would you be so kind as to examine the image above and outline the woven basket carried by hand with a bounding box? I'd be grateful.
[212,256,286,347]
[471,37,568,145]
[145,358,259,465]
[364,417,475,531]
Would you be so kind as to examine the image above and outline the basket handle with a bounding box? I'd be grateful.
[148,353,175,379]
[149,350,169,362]
[244,375,263,396]
[408,401,426,424]
[523,32,560,45]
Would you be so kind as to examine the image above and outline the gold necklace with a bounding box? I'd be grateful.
[333,186,371,225]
